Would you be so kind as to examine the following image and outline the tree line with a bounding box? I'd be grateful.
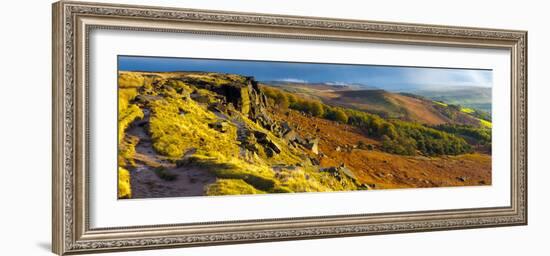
[433,124,491,146]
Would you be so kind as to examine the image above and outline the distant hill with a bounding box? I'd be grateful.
[403,86,492,113]
[331,90,485,126]
[267,81,487,127]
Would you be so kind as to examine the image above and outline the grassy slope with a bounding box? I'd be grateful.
[117,71,360,198]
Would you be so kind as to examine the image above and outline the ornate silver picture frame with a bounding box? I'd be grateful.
[52,1,527,255]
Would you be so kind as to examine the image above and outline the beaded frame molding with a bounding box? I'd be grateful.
[52,1,527,255]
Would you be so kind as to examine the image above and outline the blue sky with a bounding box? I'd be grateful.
[118,56,492,91]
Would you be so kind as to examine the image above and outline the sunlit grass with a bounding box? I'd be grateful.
[182,154,279,191]
[118,72,145,88]
[118,167,131,199]
[118,104,143,144]
[433,101,448,107]
[478,118,492,128]
[149,92,239,159]
[118,88,138,113]
[460,107,475,114]
[206,179,266,196]
[118,135,138,168]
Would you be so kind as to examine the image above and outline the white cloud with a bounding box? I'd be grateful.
[462,69,492,87]
[402,68,492,88]
[325,81,351,86]
[279,78,307,83]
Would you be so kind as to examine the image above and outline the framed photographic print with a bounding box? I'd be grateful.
[52,1,527,255]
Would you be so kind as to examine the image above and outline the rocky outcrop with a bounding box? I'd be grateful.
[196,76,269,121]
[189,75,323,159]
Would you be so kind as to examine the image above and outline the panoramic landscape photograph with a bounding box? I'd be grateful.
[117,56,492,199]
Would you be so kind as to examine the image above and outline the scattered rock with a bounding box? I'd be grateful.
[208,121,229,133]
[253,131,281,155]
[320,163,358,182]
[190,92,212,104]
[282,129,298,141]
[240,130,259,152]
[178,107,189,116]
[305,138,319,155]
[294,136,307,147]
[339,164,358,181]
[322,166,339,175]
[310,157,320,166]
[335,146,342,152]
[269,140,282,154]
[344,145,353,153]
[134,94,162,105]
[457,176,467,182]
[265,147,276,157]
[358,183,372,190]
[207,102,227,113]
[280,122,292,134]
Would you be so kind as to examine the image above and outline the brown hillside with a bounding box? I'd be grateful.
[270,109,491,189]
[390,93,450,125]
